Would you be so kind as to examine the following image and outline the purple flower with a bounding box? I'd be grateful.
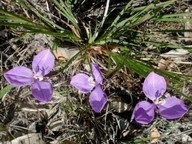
[4,49,55,102]
[70,63,107,113]
[134,72,188,124]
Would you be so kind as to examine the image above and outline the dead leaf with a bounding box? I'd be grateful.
[160,49,189,58]
[158,59,169,70]
[122,129,142,138]
[109,99,132,113]
[63,140,76,144]
[150,127,160,144]
[53,47,79,60]
[5,133,45,144]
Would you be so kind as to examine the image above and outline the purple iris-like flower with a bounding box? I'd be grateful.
[70,63,107,113]
[134,72,188,124]
[4,49,55,102]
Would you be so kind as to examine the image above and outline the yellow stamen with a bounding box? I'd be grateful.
[88,77,95,86]
[155,98,165,105]
[33,74,39,79]
[33,73,43,81]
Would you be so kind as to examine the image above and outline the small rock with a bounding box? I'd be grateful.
[182,134,192,143]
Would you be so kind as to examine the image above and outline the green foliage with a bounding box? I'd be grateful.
[121,137,160,144]
[0,0,82,42]
[67,0,78,5]
[0,85,14,99]
[1,0,192,101]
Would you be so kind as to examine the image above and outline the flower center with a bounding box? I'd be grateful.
[88,76,96,86]
[33,73,43,81]
[155,98,165,105]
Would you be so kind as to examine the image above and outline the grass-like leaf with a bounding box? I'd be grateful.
[56,43,94,70]
[13,29,82,41]
[0,22,48,30]
[0,8,36,24]
[157,29,192,32]
[17,0,67,31]
[155,12,192,18]
[0,85,14,99]
[131,0,177,12]
[132,39,192,51]
[98,0,134,40]
[51,0,80,32]
[153,18,192,22]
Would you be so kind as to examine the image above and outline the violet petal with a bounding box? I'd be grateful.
[32,81,53,102]
[143,72,166,101]
[134,101,156,124]
[157,97,188,119]
[70,73,94,93]
[89,85,107,113]
[4,66,33,86]
[91,63,104,85]
[32,49,55,77]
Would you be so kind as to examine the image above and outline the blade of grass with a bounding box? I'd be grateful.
[0,85,14,99]
[123,137,160,144]
[131,0,177,12]
[116,3,155,29]
[168,85,192,102]
[152,18,192,22]
[132,39,192,51]
[56,43,95,71]
[99,0,175,41]
[157,29,192,32]
[98,0,134,40]
[89,0,110,43]
[16,0,66,31]
[137,33,188,39]
[117,0,177,29]
[12,29,82,41]
[0,22,48,30]
[0,33,31,47]
[51,0,80,31]
[156,12,192,18]
[110,52,179,82]
[51,40,58,51]
[0,8,48,30]
[0,8,35,24]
